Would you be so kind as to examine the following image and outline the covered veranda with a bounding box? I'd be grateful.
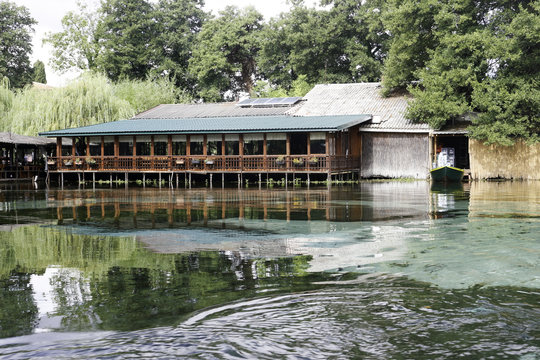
[40,114,371,185]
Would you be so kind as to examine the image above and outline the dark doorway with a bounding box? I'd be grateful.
[290,133,307,155]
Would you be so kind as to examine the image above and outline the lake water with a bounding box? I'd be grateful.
[0,181,538,359]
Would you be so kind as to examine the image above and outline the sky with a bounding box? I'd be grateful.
[13,0,318,87]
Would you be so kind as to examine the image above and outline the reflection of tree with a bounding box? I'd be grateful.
[0,225,318,334]
[89,252,315,331]
[0,271,38,338]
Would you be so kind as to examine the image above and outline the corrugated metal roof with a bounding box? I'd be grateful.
[0,132,56,146]
[289,83,432,132]
[40,115,371,137]
[132,102,294,119]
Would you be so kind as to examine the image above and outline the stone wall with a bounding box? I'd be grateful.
[469,139,540,180]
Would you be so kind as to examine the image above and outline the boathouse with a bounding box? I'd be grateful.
[39,100,370,184]
[292,83,471,179]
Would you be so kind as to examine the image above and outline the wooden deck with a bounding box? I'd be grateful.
[47,155,360,174]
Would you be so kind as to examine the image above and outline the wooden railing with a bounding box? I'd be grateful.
[46,155,360,173]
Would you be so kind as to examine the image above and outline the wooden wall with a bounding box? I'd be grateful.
[469,139,540,180]
[361,132,430,179]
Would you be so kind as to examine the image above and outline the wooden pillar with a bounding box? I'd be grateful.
[186,135,191,170]
[72,137,76,157]
[168,135,173,170]
[286,134,291,155]
[114,136,119,157]
[150,136,155,156]
[86,137,90,157]
[239,134,244,171]
[221,134,226,155]
[56,137,62,159]
[133,136,137,156]
[307,133,311,155]
[203,135,207,156]
[100,136,104,170]
[263,133,267,169]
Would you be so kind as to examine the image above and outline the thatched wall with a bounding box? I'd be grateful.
[469,139,540,180]
[361,132,430,179]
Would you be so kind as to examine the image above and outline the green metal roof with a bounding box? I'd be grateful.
[39,115,371,137]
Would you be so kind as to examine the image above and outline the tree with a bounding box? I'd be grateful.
[380,0,442,95]
[189,6,264,101]
[43,1,98,73]
[94,0,157,81]
[32,60,47,83]
[405,0,539,144]
[151,0,207,89]
[0,1,36,88]
[258,0,387,91]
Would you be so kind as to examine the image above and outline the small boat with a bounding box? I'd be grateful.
[430,166,464,182]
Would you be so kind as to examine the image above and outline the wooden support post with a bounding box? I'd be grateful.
[237,173,240,188]
[285,172,288,189]
[61,172,64,189]
[56,137,62,159]
[258,173,262,189]
[78,172,81,188]
[143,173,146,187]
[203,135,207,156]
[209,174,213,189]
[222,173,224,188]
[176,173,179,188]
[189,173,192,189]
[86,137,90,157]
[110,174,113,188]
[125,173,128,188]
[159,172,161,188]
[99,136,104,170]
[72,137,76,157]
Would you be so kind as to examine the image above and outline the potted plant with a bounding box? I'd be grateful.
[46,159,56,165]
[205,158,214,166]
[275,156,285,166]
[63,159,73,166]
[86,157,97,167]
[74,158,83,166]
[292,158,304,166]
[175,158,185,165]
[309,156,318,165]
[191,158,200,165]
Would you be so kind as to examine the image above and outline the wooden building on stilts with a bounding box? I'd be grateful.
[39,99,371,187]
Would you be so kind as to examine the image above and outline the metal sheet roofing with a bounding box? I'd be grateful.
[40,115,371,137]
[132,102,295,119]
[289,83,432,132]
[0,132,56,146]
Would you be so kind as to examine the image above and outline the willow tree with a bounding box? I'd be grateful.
[2,72,188,136]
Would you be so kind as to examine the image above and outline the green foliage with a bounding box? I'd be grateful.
[43,1,98,73]
[151,0,206,89]
[0,1,36,88]
[253,74,313,98]
[190,6,264,101]
[32,60,47,84]
[95,0,157,81]
[0,72,189,136]
[381,0,442,95]
[403,0,540,144]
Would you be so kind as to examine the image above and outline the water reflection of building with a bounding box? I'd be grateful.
[48,182,431,271]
